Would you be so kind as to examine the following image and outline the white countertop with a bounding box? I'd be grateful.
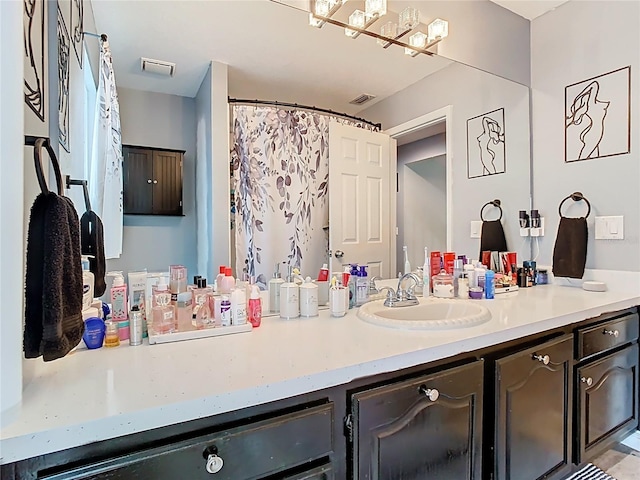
[1,283,639,464]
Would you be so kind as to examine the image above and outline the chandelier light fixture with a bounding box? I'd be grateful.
[307,0,449,57]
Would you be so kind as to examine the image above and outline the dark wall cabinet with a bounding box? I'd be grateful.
[493,335,574,480]
[123,145,184,216]
[351,360,484,480]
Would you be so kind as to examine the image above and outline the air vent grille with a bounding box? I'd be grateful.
[140,57,176,77]
[349,93,376,105]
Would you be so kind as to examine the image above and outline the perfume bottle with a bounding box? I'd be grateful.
[192,278,214,329]
[152,283,176,335]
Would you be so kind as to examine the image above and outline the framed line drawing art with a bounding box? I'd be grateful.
[24,0,46,122]
[467,107,506,179]
[565,66,631,163]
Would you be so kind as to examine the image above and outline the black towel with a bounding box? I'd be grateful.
[479,220,508,259]
[25,192,84,361]
[81,211,106,297]
[552,217,588,279]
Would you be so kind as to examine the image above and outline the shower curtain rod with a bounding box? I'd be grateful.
[228,97,381,130]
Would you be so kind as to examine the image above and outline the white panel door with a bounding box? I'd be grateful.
[329,121,395,279]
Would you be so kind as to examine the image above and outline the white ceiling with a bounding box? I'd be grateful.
[92,0,453,114]
[489,0,570,20]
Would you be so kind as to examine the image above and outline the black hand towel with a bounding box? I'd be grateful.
[25,192,84,361]
[81,210,106,297]
[479,220,508,259]
[552,217,588,279]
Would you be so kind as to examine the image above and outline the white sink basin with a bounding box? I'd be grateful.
[357,298,491,330]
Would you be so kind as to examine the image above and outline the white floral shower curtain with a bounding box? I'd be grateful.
[89,38,123,259]
[231,105,376,287]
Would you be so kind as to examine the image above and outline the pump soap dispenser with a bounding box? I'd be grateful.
[279,266,300,320]
[269,263,285,313]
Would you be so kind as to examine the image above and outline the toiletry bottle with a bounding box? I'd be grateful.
[231,281,247,325]
[193,278,214,329]
[317,263,329,282]
[176,292,193,331]
[219,295,231,327]
[458,272,470,299]
[444,252,456,275]
[109,272,128,321]
[356,265,369,306]
[485,270,496,299]
[341,268,351,309]
[430,252,441,290]
[169,265,187,304]
[403,246,411,275]
[330,276,347,317]
[300,277,319,317]
[269,263,285,313]
[104,320,120,347]
[129,306,143,346]
[279,266,300,319]
[453,259,464,297]
[348,264,358,308]
[465,262,477,289]
[81,256,94,311]
[215,266,226,292]
[248,285,262,327]
[220,267,235,294]
[128,270,148,323]
[475,265,486,293]
[152,283,176,335]
[422,247,430,296]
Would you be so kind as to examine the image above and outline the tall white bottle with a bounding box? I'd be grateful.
[279,266,300,320]
[230,281,247,325]
[268,263,285,313]
[422,247,430,296]
[403,245,411,274]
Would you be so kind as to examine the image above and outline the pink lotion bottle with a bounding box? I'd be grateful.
[152,283,176,335]
[110,272,128,321]
[215,266,226,293]
[248,285,262,328]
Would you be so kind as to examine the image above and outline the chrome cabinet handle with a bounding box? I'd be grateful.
[147,179,152,184]
[203,446,223,474]
[603,329,619,337]
[419,385,440,402]
[581,376,593,387]
[334,250,344,258]
[532,354,550,365]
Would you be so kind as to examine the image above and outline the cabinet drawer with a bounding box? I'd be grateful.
[576,343,639,462]
[577,313,639,361]
[40,403,333,480]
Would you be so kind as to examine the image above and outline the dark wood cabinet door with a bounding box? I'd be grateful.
[152,150,183,215]
[494,335,573,480]
[123,147,153,214]
[576,343,639,462]
[352,360,483,480]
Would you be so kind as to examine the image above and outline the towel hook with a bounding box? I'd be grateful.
[33,138,63,195]
[558,192,591,218]
[65,175,92,212]
[480,199,502,221]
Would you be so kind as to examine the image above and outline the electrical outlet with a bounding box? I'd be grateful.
[595,216,624,240]
[470,221,482,238]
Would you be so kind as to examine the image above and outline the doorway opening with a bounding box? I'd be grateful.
[385,106,453,274]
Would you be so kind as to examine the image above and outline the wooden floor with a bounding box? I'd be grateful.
[592,431,640,479]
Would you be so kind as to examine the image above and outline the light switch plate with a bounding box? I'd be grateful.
[595,216,624,240]
[470,221,482,238]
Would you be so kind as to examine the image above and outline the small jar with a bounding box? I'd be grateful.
[536,269,548,285]
[432,270,454,298]
[104,320,120,347]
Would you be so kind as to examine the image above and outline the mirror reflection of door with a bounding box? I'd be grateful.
[328,121,395,279]
[395,121,447,274]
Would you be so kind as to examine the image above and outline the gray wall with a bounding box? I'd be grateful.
[361,62,531,263]
[397,134,447,269]
[106,87,197,276]
[531,0,640,271]
[425,0,531,86]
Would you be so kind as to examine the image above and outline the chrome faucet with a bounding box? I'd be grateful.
[379,273,421,307]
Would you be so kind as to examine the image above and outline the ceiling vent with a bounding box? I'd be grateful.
[349,93,376,105]
[140,57,176,77]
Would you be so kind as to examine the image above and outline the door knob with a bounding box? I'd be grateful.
[532,354,550,365]
[147,179,152,184]
[581,376,593,387]
[419,385,440,402]
[334,250,344,258]
[603,329,619,337]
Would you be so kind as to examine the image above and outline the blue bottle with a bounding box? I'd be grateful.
[485,270,495,300]
[356,265,369,306]
[348,264,359,309]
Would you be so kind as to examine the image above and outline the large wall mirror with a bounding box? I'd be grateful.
[94,0,531,280]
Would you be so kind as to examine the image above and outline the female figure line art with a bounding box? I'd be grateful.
[566,80,610,160]
[476,116,505,175]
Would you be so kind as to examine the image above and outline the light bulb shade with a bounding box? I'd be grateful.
[428,18,448,42]
[405,31,427,56]
[315,0,331,17]
[345,9,366,37]
[399,7,419,30]
[365,0,387,18]
[377,21,398,45]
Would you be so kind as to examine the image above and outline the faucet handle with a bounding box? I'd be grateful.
[368,276,381,294]
[378,287,396,307]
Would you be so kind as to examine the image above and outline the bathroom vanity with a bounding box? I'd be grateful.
[1,285,638,480]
